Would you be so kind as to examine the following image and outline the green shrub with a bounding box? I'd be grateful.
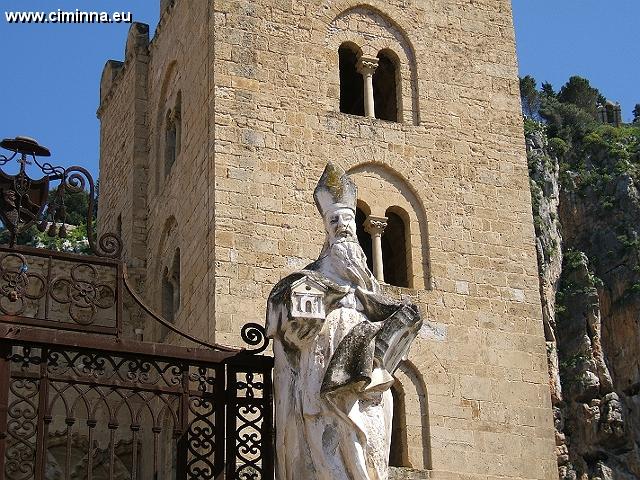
[548,137,569,157]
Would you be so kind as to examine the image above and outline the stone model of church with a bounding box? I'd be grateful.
[289,276,326,320]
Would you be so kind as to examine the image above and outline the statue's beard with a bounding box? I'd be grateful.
[324,238,377,291]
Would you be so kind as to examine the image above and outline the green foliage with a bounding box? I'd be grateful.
[540,98,600,149]
[0,225,40,246]
[0,223,91,254]
[32,223,91,254]
[559,249,602,293]
[528,179,542,211]
[520,75,541,119]
[548,137,569,158]
[543,240,558,260]
[559,353,592,391]
[557,76,602,116]
[582,125,640,181]
[626,282,640,297]
[616,233,640,252]
[533,214,542,231]
[584,125,640,159]
[564,249,585,270]
[633,104,640,124]
[600,195,615,210]
[523,117,544,137]
[49,187,90,226]
[559,353,588,373]
[0,188,92,253]
[541,82,555,98]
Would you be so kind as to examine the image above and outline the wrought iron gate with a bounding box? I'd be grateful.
[0,137,274,480]
[0,323,273,480]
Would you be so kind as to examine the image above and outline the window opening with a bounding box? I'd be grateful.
[165,109,177,176]
[373,51,399,122]
[339,44,364,117]
[382,210,408,287]
[160,249,180,341]
[161,267,174,324]
[356,207,373,272]
[389,383,410,467]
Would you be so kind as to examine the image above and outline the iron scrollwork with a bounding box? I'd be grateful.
[5,378,39,480]
[0,253,46,315]
[229,369,269,480]
[0,136,122,258]
[240,323,269,355]
[187,397,217,479]
[49,263,115,325]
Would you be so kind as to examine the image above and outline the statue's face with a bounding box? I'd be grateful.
[324,207,357,244]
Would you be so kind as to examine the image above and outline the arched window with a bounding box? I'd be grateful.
[355,206,373,272]
[165,109,177,176]
[161,267,174,325]
[373,50,399,122]
[348,164,430,289]
[382,208,409,287]
[339,43,364,117]
[160,248,180,341]
[389,383,410,467]
[164,91,182,178]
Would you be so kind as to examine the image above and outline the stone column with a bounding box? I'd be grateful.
[614,103,622,127]
[356,56,379,118]
[364,215,388,282]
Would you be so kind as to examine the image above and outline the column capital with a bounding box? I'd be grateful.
[356,56,379,76]
[364,215,388,236]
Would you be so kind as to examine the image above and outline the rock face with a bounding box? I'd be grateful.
[527,124,640,479]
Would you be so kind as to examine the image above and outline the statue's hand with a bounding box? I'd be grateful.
[354,286,403,321]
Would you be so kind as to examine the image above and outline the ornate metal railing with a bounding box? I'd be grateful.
[0,137,274,479]
[0,136,120,258]
[0,338,273,480]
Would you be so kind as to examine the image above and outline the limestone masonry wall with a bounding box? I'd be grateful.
[98,0,557,477]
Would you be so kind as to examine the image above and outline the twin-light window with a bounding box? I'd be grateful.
[339,43,400,122]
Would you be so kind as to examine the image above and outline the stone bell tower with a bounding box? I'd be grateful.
[97,0,557,477]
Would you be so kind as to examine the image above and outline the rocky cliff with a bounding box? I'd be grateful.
[527,122,640,479]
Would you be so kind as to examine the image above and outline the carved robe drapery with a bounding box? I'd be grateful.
[267,265,421,480]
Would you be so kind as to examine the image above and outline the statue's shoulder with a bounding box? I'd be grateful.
[268,271,306,304]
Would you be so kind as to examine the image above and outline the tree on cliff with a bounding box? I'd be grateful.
[557,75,603,116]
[519,75,541,119]
[533,76,607,154]
[541,82,555,98]
[634,103,640,124]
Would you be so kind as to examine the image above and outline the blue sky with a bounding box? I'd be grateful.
[512,0,639,123]
[0,1,638,178]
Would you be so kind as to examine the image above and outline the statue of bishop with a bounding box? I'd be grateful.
[266,163,422,480]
